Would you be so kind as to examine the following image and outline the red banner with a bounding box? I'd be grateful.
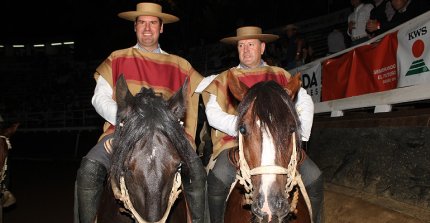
[322,34,398,101]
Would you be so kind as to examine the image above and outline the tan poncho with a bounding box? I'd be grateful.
[203,66,292,158]
[95,47,203,149]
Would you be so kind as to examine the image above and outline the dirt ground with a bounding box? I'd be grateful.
[3,159,429,223]
[324,184,429,223]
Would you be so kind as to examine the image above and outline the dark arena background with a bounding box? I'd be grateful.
[1,0,430,222]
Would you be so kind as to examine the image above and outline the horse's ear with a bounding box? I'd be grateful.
[3,122,19,138]
[168,78,188,119]
[284,73,302,101]
[115,74,133,112]
[227,70,249,101]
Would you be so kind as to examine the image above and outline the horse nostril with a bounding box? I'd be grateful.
[277,201,291,220]
[251,202,265,219]
[276,199,283,209]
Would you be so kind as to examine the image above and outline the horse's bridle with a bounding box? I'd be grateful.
[110,170,182,223]
[235,131,314,223]
[108,118,186,223]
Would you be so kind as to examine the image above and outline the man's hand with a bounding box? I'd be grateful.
[366,19,380,32]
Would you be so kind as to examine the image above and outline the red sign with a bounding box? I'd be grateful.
[322,34,398,101]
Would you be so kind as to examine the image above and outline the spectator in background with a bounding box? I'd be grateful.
[282,24,314,70]
[367,0,395,37]
[347,0,374,46]
[367,0,430,34]
[327,28,347,54]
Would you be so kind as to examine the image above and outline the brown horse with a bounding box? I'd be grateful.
[0,122,19,188]
[224,73,312,223]
[96,75,203,223]
[0,121,19,222]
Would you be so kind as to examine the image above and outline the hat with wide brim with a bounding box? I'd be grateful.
[284,24,299,31]
[118,2,179,24]
[220,26,279,44]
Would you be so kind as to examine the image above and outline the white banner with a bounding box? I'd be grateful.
[397,13,430,87]
[291,62,322,103]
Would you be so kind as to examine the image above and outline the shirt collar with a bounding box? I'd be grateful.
[238,59,267,69]
[134,43,162,53]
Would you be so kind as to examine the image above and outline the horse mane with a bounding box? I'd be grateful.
[236,80,302,152]
[110,87,194,182]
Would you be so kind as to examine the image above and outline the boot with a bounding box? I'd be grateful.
[207,148,238,223]
[182,156,207,223]
[207,171,230,223]
[298,156,324,223]
[76,158,107,223]
[305,174,324,223]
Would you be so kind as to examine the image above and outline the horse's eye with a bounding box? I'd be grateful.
[239,125,247,135]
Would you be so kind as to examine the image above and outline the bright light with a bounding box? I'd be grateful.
[63,41,74,45]
[51,42,62,46]
[34,44,45,47]
[0,45,4,48]
[13,45,25,48]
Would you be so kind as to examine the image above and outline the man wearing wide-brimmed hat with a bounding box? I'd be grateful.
[202,26,323,223]
[74,2,206,223]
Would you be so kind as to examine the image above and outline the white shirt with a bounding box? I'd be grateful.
[347,3,374,39]
[205,65,314,141]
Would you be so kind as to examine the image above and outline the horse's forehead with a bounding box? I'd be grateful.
[134,133,180,162]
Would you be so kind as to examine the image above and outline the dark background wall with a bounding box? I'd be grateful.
[308,109,430,210]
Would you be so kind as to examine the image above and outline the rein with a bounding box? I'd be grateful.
[236,132,314,223]
[0,135,12,185]
[111,171,182,223]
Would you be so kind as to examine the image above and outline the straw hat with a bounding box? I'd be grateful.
[118,2,179,24]
[220,26,279,44]
[284,24,299,31]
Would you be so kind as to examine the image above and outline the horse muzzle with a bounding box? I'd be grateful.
[251,194,291,223]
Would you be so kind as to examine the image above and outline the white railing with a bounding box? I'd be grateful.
[301,11,430,116]
[315,83,430,117]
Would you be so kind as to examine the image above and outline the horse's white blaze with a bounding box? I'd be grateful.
[259,120,276,221]
[148,147,156,161]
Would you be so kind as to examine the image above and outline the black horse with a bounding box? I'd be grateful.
[96,75,205,223]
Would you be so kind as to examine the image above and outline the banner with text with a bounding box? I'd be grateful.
[397,17,430,87]
[322,34,398,101]
[297,62,322,103]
